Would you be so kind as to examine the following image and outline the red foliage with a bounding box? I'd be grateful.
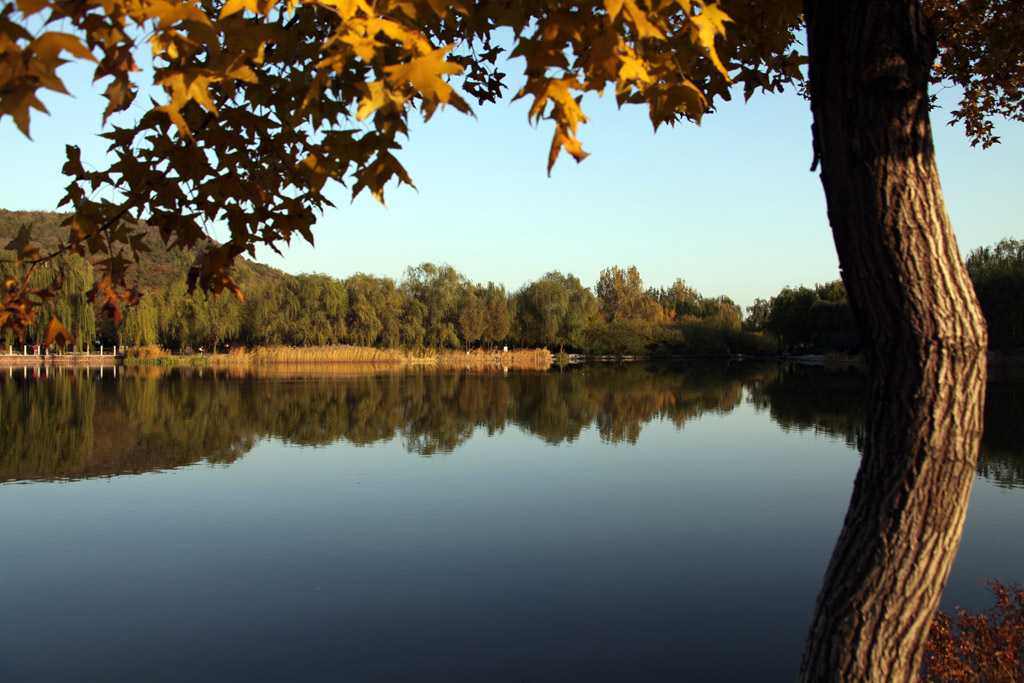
[922,581,1024,682]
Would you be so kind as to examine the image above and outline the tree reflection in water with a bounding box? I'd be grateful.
[1,362,1020,487]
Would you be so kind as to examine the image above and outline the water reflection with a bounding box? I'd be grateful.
[2,362,1021,487]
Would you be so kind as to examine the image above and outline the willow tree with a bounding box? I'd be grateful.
[118,287,160,346]
[1,0,1019,678]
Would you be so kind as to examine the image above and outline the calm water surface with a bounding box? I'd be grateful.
[1,362,1022,682]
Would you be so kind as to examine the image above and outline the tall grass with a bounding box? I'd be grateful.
[122,344,169,360]
[433,347,553,370]
[209,344,408,365]
[202,345,553,370]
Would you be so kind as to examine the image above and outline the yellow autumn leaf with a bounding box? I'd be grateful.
[31,32,97,64]
[524,77,588,134]
[623,0,665,40]
[316,0,372,20]
[366,17,426,50]
[548,127,589,174]
[340,32,381,63]
[618,54,652,84]
[384,44,465,104]
[155,102,191,137]
[352,151,416,205]
[688,3,733,82]
[356,80,393,120]
[219,0,261,19]
[155,2,213,29]
[603,0,624,21]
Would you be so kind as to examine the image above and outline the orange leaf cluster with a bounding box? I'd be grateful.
[922,580,1024,682]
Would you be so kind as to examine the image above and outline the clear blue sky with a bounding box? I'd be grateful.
[2,55,1022,310]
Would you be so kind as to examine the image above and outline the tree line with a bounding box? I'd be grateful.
[4,238,1022,356]
[115,262,759,355]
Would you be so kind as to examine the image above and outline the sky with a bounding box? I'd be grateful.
[2,45,1022,310]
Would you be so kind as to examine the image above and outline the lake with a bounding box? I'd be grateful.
[1,362,1022,681]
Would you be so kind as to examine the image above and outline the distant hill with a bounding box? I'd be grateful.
[0,208,286,291]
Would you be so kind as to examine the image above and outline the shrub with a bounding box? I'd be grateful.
[922,580,1024,682]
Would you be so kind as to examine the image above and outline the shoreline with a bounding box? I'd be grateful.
[3,348,1020,377]
[0,354,120,367]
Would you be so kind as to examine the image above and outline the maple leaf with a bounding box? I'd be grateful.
[548,127,590,173]
[384,44,471,118]
[623,0,666,40]
[366,17,428,51]
[298,152,333,192]
[603,0,625,21]
[4,225,41,261]
[316,0,373,21]
[619,54,652,84]
[219,0,262,19]
[31,31,96,65]
[686,3,733,82]
[352,151,415,204]
[42,316,74,348]
[356,80,400,120]
[339,32,382,63]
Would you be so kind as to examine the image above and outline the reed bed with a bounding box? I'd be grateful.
[201,344,553,370]
[218,362,410,380]
[432,347,553,370]
[208,344,407,365]
[123,344,170,360]
[122,345,211,367]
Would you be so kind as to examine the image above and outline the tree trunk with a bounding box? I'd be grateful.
[799,2,989,681]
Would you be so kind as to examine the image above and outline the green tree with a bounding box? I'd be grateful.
[345,273,385,347]
[966,238,1024,350]
[480,282,512,347]
[515,271,596,351]
[552,271,599,350]
[696,295,742,328]
[375,277,407,349]
[596,265,666,324]
[243,281,289,347]
[764,281,860,353]
[403,263,465,348]
[160,277,243,350]
[516,275,568,348]
[287,273,348,346]
[659,278,703,319]
[398,285,428,349]
[118,291,159,347]
[744,298,771,333]
[767,286,818,350]
[457,290,486,348]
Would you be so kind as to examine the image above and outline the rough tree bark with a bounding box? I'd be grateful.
[798,1,989,681]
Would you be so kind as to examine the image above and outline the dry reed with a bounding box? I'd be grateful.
[123,344,170,360]
[203,344,553,370]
